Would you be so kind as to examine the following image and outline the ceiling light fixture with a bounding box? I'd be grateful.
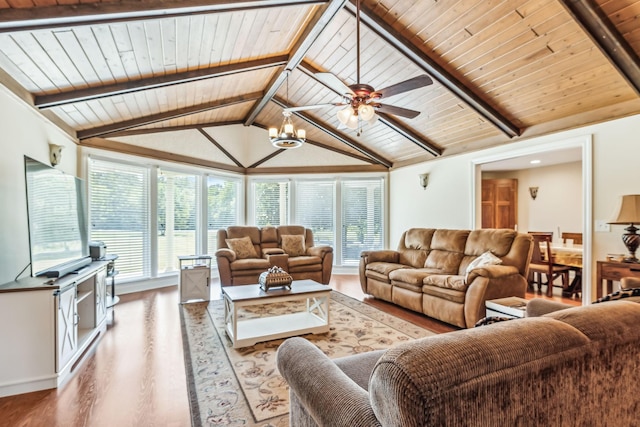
[269,71,306,149]
[335,0,378,135]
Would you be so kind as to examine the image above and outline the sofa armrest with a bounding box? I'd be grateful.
[360,250,399,264]
[526,299,574,317]
[215,248,235,286]
[466,265,519,283]
[307,245,333,258]
[215,248,236,262]
[276,337,381,427]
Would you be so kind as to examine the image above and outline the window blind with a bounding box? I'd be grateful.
[341,178,384,265]
[253,181,289,227]
[295,180,335,247]
[157,169,200,274]
[206,176,241,259]
[89,158,150,280]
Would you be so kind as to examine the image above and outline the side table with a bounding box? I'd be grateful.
[104,254,119,308]
[596,260,640,298]
[485,296,528,319]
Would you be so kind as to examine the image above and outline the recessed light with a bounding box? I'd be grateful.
[530,159,541,164]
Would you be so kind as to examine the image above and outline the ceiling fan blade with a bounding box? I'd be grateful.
[315,72,355,96]
[284,102,345,112]
[375,75,433,99]
[376,104,421,119]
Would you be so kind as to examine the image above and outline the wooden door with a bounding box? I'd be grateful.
[482,179,517,229]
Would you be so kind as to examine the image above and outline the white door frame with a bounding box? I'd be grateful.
[470,135,593,305]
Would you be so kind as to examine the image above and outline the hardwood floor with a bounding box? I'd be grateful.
[0,274,582,426]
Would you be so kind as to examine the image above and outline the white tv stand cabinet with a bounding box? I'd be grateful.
[0,260,109,397]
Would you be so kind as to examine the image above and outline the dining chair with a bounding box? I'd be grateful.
[561,232,583,245]
[528,232,572,297]
[560,232,583,297]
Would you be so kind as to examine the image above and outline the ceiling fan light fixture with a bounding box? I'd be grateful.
[358,104,376,121]
[337,106,354,126]
[269,110,305,149]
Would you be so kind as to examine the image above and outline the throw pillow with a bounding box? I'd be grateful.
[592,287,640,304]
[465,251,502,283]
[225,236,258,259]
[474,316,515,327]
[281,234,306,256]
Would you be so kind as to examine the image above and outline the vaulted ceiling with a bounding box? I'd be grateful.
[1,0,639,173]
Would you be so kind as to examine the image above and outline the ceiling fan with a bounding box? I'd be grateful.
[286,0,433,133]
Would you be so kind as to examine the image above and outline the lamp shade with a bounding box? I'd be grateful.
[609,195,640,224]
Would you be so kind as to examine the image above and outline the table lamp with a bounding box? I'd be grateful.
[608,194,640,263]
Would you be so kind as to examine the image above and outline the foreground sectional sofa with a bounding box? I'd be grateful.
[359,228,533,328]
[277,300,640,426]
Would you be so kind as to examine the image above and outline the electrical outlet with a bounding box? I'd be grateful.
[595,220,610,232]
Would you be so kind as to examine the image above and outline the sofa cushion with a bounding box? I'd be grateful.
[465,229,516,257]
[398,229,435,267]
[389,268,441,286]
[288,255,322,268]
[282,234,306,256]
[423,230,468,273]
[366,262,407,276]
[422,284,466,304]
[226,236,259,259]
[229,258,270,271]
[424,274,468,292]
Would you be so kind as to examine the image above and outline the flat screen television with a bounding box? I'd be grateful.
[24,156,90,278]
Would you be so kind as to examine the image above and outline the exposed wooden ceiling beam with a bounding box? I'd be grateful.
[104,121,245,138]
[36,56,288,109]
[0,0,328,33]
[78,92,262,139]
[81,137,245,174]
[197,129,244,168]
[245,164,388,174]
[377,113,442,157]
[299,61,442,157]
[248,150,286,168]
[244,0,349,125]
[272,97,392,168]
[558,0,640,96]
[347,1,521,139]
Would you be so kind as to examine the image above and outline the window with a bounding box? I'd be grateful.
[341,179,384,265]
[295,180,335,247]
[89,158,150,280]
[253,180,289,226]
[206,176,242,258]
[157,169,200,274]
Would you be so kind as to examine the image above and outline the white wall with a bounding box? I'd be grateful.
[483,161,583,236]
[389,113,640,296]
[0,85,78,285]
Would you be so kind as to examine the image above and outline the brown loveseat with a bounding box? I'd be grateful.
[277,300,640,426]
[215,225,333,286]
[359,228,533,328]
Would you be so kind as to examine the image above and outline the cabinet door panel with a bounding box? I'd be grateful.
[56,286,77,372]
[95,268,107,324]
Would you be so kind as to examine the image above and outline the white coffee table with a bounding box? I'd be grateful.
[222,279,331,348]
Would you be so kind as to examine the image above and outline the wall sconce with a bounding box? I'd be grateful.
[529,186,538,200]
[419,173,429,190]
[49,143,64,166]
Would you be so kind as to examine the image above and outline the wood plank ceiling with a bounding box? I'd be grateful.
[0,0,639,173]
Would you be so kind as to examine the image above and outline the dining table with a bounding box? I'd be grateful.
[550,243,583,297]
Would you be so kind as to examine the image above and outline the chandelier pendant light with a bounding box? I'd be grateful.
[269,70,306,149]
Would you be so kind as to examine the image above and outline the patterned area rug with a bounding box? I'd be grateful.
[180,291,435,426]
